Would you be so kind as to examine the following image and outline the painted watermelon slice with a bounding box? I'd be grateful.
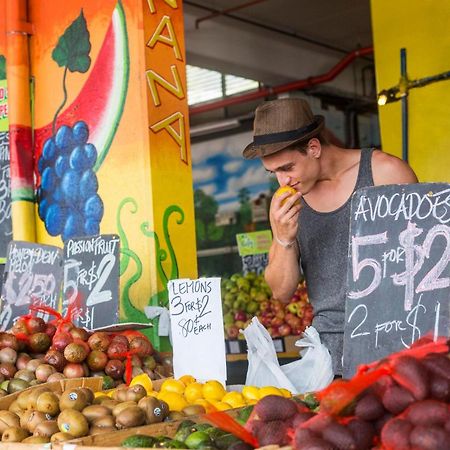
[34,0,130,175]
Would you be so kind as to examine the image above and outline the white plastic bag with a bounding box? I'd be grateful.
[242,317,297,392]
[281,326,334,393]
[241,317,333,394]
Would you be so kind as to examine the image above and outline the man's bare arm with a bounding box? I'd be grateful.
[372,150,418,185]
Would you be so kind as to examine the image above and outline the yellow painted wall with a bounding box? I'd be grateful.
[371,0,450,182]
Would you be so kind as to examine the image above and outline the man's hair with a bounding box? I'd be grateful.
[285,131,329,153]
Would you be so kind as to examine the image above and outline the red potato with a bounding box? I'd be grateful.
[354,393,385,421]
[320,421,356,450]
[422,353,450,381]
[391,355,429,400]
[409,424,450,450]
[382,384,415,415]
[404,399,450,426]
[429,374,450,401]
[381,417,413,450]
[346,418,375,450]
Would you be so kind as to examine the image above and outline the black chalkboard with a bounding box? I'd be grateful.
[343,183,450,377]
[241,253,268,275]
[0,131,12,257]
[62,234,120,330]
[0,241,63,331]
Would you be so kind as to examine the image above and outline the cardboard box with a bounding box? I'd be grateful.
[0,377,103,411]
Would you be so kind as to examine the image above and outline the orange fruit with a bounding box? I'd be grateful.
[184,382,204,404]
[274,186,300,206]
[202,380,226,402]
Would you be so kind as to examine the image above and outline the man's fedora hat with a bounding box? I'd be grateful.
[243,98,324,159]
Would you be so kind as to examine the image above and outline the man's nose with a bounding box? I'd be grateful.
[277,173,290,186]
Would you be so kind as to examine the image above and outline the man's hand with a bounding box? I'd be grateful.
[270,188,302,246]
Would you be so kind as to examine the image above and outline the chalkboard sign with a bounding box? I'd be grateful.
[0,131,12,257]
[62,234,120,330]
[343,183,450,377]
[0,241,63,331]
[241,253,269,275]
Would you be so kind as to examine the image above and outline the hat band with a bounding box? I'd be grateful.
[253,120,319,146]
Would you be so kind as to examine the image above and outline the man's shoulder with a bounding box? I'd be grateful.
[371,150,418,185]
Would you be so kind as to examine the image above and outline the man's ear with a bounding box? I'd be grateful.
[307,138,321,159]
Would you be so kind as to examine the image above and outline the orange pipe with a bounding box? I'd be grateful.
[6,0,36,242]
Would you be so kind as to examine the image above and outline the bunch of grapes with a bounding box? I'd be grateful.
[37,121,104,241]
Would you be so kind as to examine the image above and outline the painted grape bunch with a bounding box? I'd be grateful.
[37,121,104,241]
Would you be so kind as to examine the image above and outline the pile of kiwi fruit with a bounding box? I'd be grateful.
[0,383,172,443]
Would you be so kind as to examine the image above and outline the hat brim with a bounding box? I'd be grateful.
[242,115,325,159]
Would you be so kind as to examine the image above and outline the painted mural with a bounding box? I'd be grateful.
[0,0,198,347]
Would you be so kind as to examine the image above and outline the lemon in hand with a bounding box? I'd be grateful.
[274,185,300,206]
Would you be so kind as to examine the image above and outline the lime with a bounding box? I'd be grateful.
[121,435,155,448]
[185,431,212,449]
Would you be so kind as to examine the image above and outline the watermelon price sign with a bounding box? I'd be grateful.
[62,234,120,330]
[0,241,63,331]
[343,183,450,377]
[168,278,227,383]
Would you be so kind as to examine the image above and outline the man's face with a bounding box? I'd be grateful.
[262,146,319,195]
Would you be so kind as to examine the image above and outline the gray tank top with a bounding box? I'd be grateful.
[298,148,375,375]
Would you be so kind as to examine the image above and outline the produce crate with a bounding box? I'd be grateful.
[226,335,300,355]
[0,377,103,410]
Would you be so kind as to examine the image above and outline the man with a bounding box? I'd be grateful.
[243,97,418,375]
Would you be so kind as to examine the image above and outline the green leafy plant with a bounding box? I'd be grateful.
[51,10,91,133]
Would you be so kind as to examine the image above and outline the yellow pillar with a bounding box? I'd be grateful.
[5,0,36,241]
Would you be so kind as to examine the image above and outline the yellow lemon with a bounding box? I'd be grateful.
[242,385,260,401]
[160,378,186,395]
[193,398,216,413]
[130,373,153,394]
[221,392,246,409]
[274,185,300,206]
[202,380,226,402]
[210,401,230,411]
[179,375,197,385]
[259,386,283,398]
[280,388,292,398]
[158,391,188,412]
[184,382,204,404]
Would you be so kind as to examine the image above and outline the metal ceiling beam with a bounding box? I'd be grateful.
[189,46,374,115]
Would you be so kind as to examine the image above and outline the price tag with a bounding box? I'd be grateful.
[343,183,450,377]
[62,234,120,330]
[168,278,227,384]
[0,241,63,330]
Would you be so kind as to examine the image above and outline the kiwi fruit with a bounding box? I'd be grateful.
[8,400,23,414]
[115,406,146,429]
[22,435,51,443]
[100,399,120,412]
[17,389,32,410]
[126,384,147,402]
[27,386,51,410]
[7,378,29,394]
[33,420,59,438]
[36,391,60,416]
[93,394,110,405]
[183,404,206,416]
[112,401,137,417]
[22,410,48,433]
[1,426,29,442]
[138,396,166,424]
[59,388,89,411]
[167,411,186,421]
[0,411,20,433]
[50,431,75,443]
[82,405,111,424]
[112,387,128,402]
[92,415,116,428]
[57,409,89,438]
[89,425,117,435]
[76,387,95,404]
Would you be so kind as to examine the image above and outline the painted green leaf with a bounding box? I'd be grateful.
[52,10,91,73]
[0,55,6,80]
